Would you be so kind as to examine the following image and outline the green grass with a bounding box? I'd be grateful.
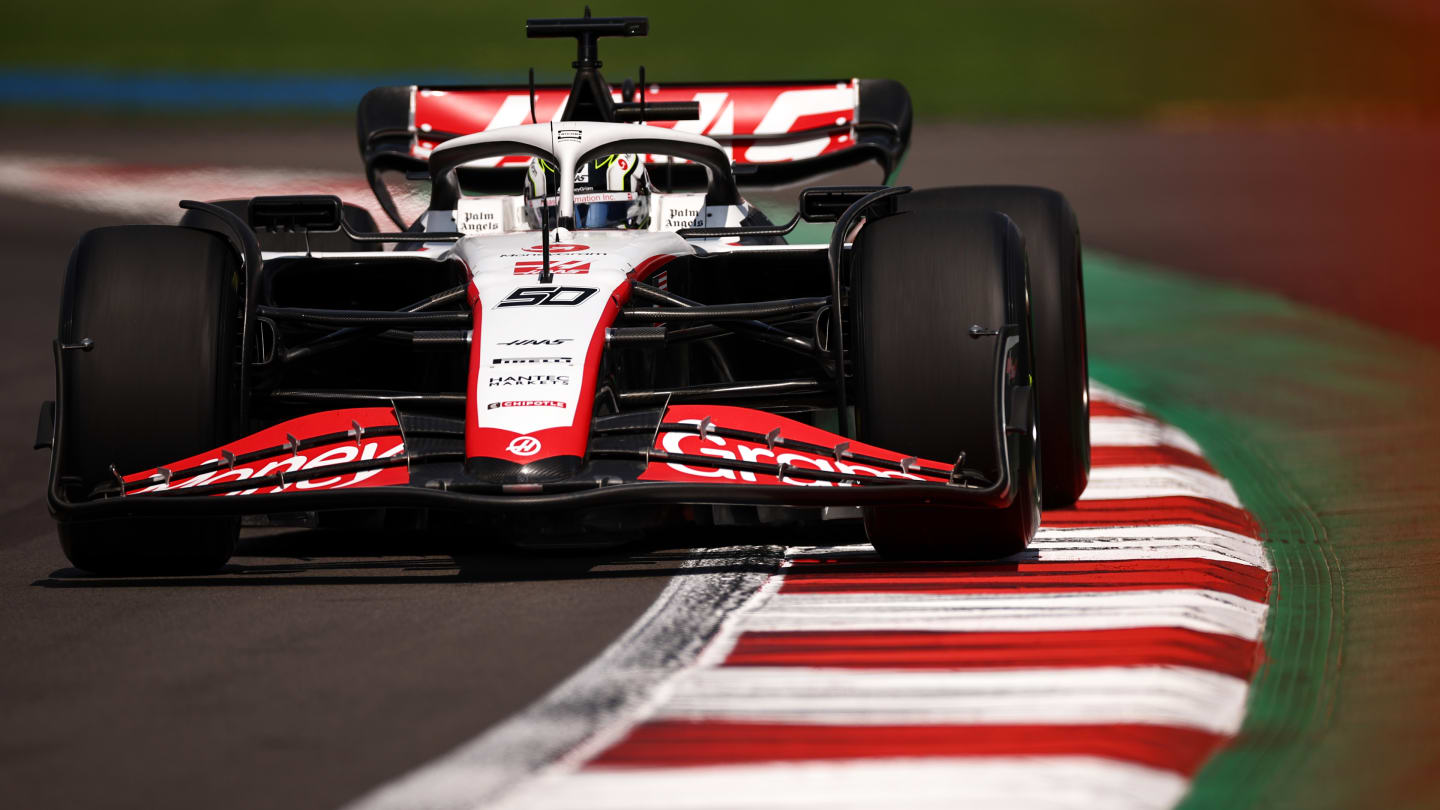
[8,0,1440,119]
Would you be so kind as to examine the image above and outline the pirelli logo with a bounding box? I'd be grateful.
[492,356,572,365]
[514,260,590,275]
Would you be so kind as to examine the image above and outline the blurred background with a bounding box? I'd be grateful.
[5,0,1440,121]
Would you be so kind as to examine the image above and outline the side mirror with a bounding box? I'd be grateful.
[249,195,344,232]
[798,186,895,223]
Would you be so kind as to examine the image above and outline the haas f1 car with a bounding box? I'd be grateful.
[41,13,1089,573]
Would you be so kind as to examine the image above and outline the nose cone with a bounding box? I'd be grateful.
[465,454,583,484]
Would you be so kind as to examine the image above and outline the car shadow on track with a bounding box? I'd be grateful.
[31,523,802,589]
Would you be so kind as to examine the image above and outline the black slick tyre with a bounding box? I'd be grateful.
[851,209,1041,560]
[56,226,244,574]
[900,186,1089,506]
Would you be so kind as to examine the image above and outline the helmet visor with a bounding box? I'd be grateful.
[526,192,645,230]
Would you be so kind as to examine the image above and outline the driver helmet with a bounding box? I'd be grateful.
[524,153,652,230]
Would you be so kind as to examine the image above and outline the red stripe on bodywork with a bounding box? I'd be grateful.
[1043,496,1260,537]
[722,628,1263,680]
[631,254,676,284]
[412,83,858,163]
[777,558,1269,602]
[588,721,1228,775]
[415,89,571,143]
[462,288,487,460]
[464,283,631,464]
[124,407,408,495]
[640,405,951,485]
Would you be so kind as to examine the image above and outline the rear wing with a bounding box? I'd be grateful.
[356,79,911,226]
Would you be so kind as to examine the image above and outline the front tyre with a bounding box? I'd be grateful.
[56,225,244,574]
[901,186,1089,506]
[851,209,1040,560]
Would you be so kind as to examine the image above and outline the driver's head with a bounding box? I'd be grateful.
[524,154,651,230]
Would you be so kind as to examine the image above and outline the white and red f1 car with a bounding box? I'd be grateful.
[41,13,1089,573]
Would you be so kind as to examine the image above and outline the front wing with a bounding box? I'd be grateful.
[49,404,1021,521]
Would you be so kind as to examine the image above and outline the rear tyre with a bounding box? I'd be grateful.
[57,226,244,574]
[851,209,1040,560]
[900,186,1089,506]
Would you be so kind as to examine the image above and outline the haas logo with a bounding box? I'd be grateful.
[506,436,543,457]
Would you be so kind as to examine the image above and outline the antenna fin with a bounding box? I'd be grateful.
[528,67,538,124]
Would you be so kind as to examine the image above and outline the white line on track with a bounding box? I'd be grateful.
[654,665,1250,733]
[342,546,782,810]
[1081,465,1242,507]
[793,524,1272,570]
[1030,524,1270,569]
[1089,417,1205,454]
[738,589,1267,640]
[496,757,1191,810]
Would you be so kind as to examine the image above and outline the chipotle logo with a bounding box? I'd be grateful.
[487,400,566,409]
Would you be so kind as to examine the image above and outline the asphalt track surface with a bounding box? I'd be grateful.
[1,118,1436,809]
